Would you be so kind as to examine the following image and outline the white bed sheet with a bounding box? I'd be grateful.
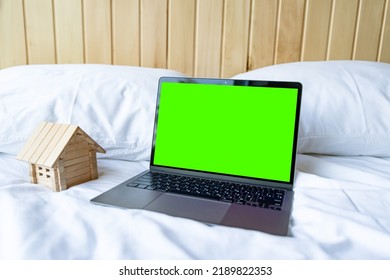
[1,153,389,260]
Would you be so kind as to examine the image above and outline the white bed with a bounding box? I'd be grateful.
[1,61,390,259]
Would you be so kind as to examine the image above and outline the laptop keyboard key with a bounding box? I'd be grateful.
[130,172,285,211]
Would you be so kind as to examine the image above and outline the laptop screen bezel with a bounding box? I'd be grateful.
[149,77,302,190]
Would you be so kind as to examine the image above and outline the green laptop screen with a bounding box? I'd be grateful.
[152,81,299,183]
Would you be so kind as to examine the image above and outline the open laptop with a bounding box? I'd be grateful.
[91,77,302,236]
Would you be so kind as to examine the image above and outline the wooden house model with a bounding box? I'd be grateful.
[17,122,106,192]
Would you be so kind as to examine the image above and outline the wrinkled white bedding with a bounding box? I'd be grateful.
[1,61,389,259]
[1,153,389,259]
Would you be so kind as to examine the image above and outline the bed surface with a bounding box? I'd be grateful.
[1,153,390,259]
[1,61,390,259]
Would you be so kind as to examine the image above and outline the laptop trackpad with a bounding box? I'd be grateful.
[145,193,230,224]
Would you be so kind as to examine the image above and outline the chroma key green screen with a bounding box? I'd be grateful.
[152,81,299,183]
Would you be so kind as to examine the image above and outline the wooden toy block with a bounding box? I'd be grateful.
[17,122,106,192]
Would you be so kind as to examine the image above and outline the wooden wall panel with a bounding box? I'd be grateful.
[54,0,84,63]
[83,0,112,64]
[248,0,279,70]
[221,0,251,77]
[327,0,359,60]
[168,0,196,76]
[379,0,390,62]
[140,0,167,68]
[194,0,224,77]
[0,0,27,67]
[0,0,390,76]
[112,0,140,66]
[24,0,56,64]
[354,0,386,61]
[301,0,332,61]
[275,0,306,64]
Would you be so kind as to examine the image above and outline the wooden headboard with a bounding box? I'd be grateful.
[1,0,389,77]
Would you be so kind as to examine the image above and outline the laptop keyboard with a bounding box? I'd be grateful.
[126,172,285,211]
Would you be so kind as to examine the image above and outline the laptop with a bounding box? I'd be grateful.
[91,77,302,236]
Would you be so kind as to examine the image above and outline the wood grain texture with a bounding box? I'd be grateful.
[29,123,62,164]
[168,0,196,76]
[354,0,386,60]
[301,0,333,61]
[19,122,55,164]
[89,151,98,179]
[379,0,390,62]
[0,0,389,76]
[44,124,77,168]
[275,0,306,64]
[221,0,251,77]
[112,0,140,65]
[53,0,84,63]
[17,122,47,161]
[140,0,167,68]
[248,0,279,70]
[83,0,112,64]
[194,0,224,77]
[0,0,27,68]
[327,0,359,60]
[24,0,56,64]
[36,125,68,166]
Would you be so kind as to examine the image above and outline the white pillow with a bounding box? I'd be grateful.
[0,64,185,160]
[233,61,390,156]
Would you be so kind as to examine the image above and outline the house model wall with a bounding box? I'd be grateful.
[17,122,106,192]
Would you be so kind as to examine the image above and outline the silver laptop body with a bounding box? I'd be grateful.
[91,77,302,236]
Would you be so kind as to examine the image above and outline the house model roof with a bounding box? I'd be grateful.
[17,122,106,167]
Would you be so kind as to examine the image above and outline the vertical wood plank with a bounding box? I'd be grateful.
[45,124,77,168]
[275,0,306,64]
[50,166,60,192]
[56,159,67,191]
[16,122,47,160]
[29,164,38,183]
[378,0,390,62]
[53,0,84,63]
[301,0,332,61]
[112,0,140,66]
[21,122,55,163]
[89,151,98,180]
[354,0,386,60]
[0,0,27,68]
[36,124,69,166]
[24,0,56,64]
[248,0,279,70]
[83,0,112,64]
[195,0,224,77]
[2,0,389,72]
[327,0,359,60]
[221,0,251,77]
[29,123,62,164]
[168,0,196,76]
[140,0,167,68]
